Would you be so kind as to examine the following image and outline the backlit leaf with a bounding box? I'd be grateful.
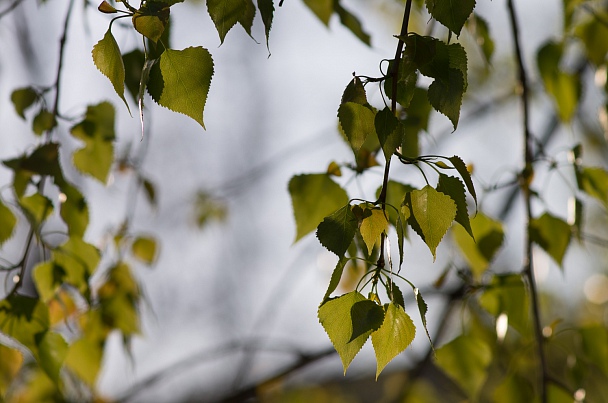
[132,235,158,265]
[408,185,456,259]
[19,193,53,227]
[70,102,116,183]
[427,69,465,130]
[11,87,38,119]
[318,291,370,373]
[425,0,476,36]
[435,335,491,399]
[0,296,49,354]
[238,0,256,37]
[530,212,571,266]
[575,14,608,66]
[64,338,103,386]
[371,302,415,379]
[207,0,246,43]
[92,28,130,113]
[338,102,376,153]
[579,166,608,208]
[448,155,477,206]
[316,205,357,257]
[493,374,535,403]
[437,174,473,239]
[537,41,580,122]
[257,0,274,49]
[479,274,529,334]
[132,4,170,43]
[303,0,333,25]
[148,47,214,129]
[289,174,349,241]
[33,261,66,302]
[350,299,385,341]
[341,76,367,105]
[453,212,504,278]
[467,14,494,63]
[58,183,89,237]
[0,200,17,246]
[98,1,117,13]
[54,237,101,297]
[580,325,608,375]
[322,257,348,303]
[32,109,57,135]
[375,107,400,161]
[335,3,371,45]
[0,344,22,397]
[359,208,388,254]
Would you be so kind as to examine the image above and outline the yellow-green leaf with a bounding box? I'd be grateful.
[303,0,333,25]
[0,200,17,246]
[289,174,349,241]
[338,102,376,153]
[425,0,476,36]
[70,102,116,183]
[371,302,415,379]
[10,87,38,119]
[0,344,22,397]
[359,208,388,254]
[132,235,158,265]
[37,332,68,383]
[64,338,103,386]
[92,28,130,113]
[0,296,50,354]
[318,291,370,374]
[19,193,53,227]
[453,212,504,278]
[530,212,571,266]
[32,109,57,135]
[147,47,214,129]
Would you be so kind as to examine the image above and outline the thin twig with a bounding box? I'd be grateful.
[506,1,548,401]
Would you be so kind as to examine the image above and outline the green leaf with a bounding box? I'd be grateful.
[335,3,371,45]
[33,261,66,302]
[257,0,274,49]
[58,183,89,237]
[92,28,130,114]
[11,87,38,119]
[437,174,473,238]
[123,49,146,103]
[493,374,535,403]
[384,60,418,109]
[375,107,401,161]
[427,69,465,130]
[318,291,370,373]
[435,335,491,399]
[376,180,415,227]
[400,87,431,158]
[414,288,433,349]
[148,47,214,129]
[19,193,53,227]
[371,302,415,379]
[64,338,103,386]
[350,299,385,341]
[338,102,376,153]
[530,212,572,266]
[98,263,140,335]
[0,199,17,246]
[453,212,504,279]
[479,274,529,334]
[448,155,476,206]
[0,344,23,397]
[425,0,476,36]
[575,13,608,66]
[580,325,608,375]
[0,296,50,354]
[289,174,349,241]
[54,237,101,298]
[238,0,256,38]
[316,205,357,257]
[132,4,170,43]
[303,0,333,25]
[36,331,68,383]
[408,185,456,259]
[32,109,57,135]
[579,166,608,208]
[131,235,158,265]
[341,76,367,105]
[322,257,348,303]
[98,1,117,13]
[467,14,494,64]
[537,41,580,122]
[359,208,388,254]
[207,0,246,43]
[70,102,116,183]
[385,280,405,308]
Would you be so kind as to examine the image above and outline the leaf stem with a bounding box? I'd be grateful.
[506,0,548,401]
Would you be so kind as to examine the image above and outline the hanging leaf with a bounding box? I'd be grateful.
[0,296,50,355]
[375,107,401,161]
[64,338,103,386]
[33,261,66,302]
[407,185,457,259]
[318,291,371,373]
[92,29,130,114]
[437,174,473,239]
[53,237,101,298]
[131,236,158,265]
[466,14,494,64]
[303,0,333,25]
[257,0,275,49]
[132,3,170,43]
[448,155,477,207]
[536,41,581,122]
[384,59,418,109]
[237,0,256,38]
[122,49,146,103]
[453,212,504,279]
[148,47,214,129]
[338,102,376,153]
[207,0,247,44]
[321,257,349,303]
[341,76,368,105]
[10,87,38,119]
[578,166,608,208]
[435,335,492,399]
[479,274,529,334]
[289,174,349,241]
[425,0,476,36]
[70,102,116,183]
[334,3,371,45]
[37,331,68,383]
[371,302,415,379]
[316,205,357,257]
[530,212,572,267]
[575,13,608,66]
[359,208,389,254]
[0,200,17,246]
[58,183,89,237]
[19,193,53,227]
[32,109,57,135]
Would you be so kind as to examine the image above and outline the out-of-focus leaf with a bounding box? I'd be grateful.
[37,331,68,383]
[530,212,572,266]
[0,200,17,246]
[575,14,608,66]
[479,274,529,334]
[64,338,103,386]
[435,335,492,399]
[453,212,504,278]
[0,296,49,355]
[131,236,158,265]
[303,0,333,25]
[0,344,22,397]
[335,3,371,45]
[578,166,608,208]
[19,193,53,227]
[32,110,57,135]
[70,102,116,183]
[467,13,494,63]
[148,47,214,129]
[371,302,415,379]
[289,174,349,241]
[11,87,38,119]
